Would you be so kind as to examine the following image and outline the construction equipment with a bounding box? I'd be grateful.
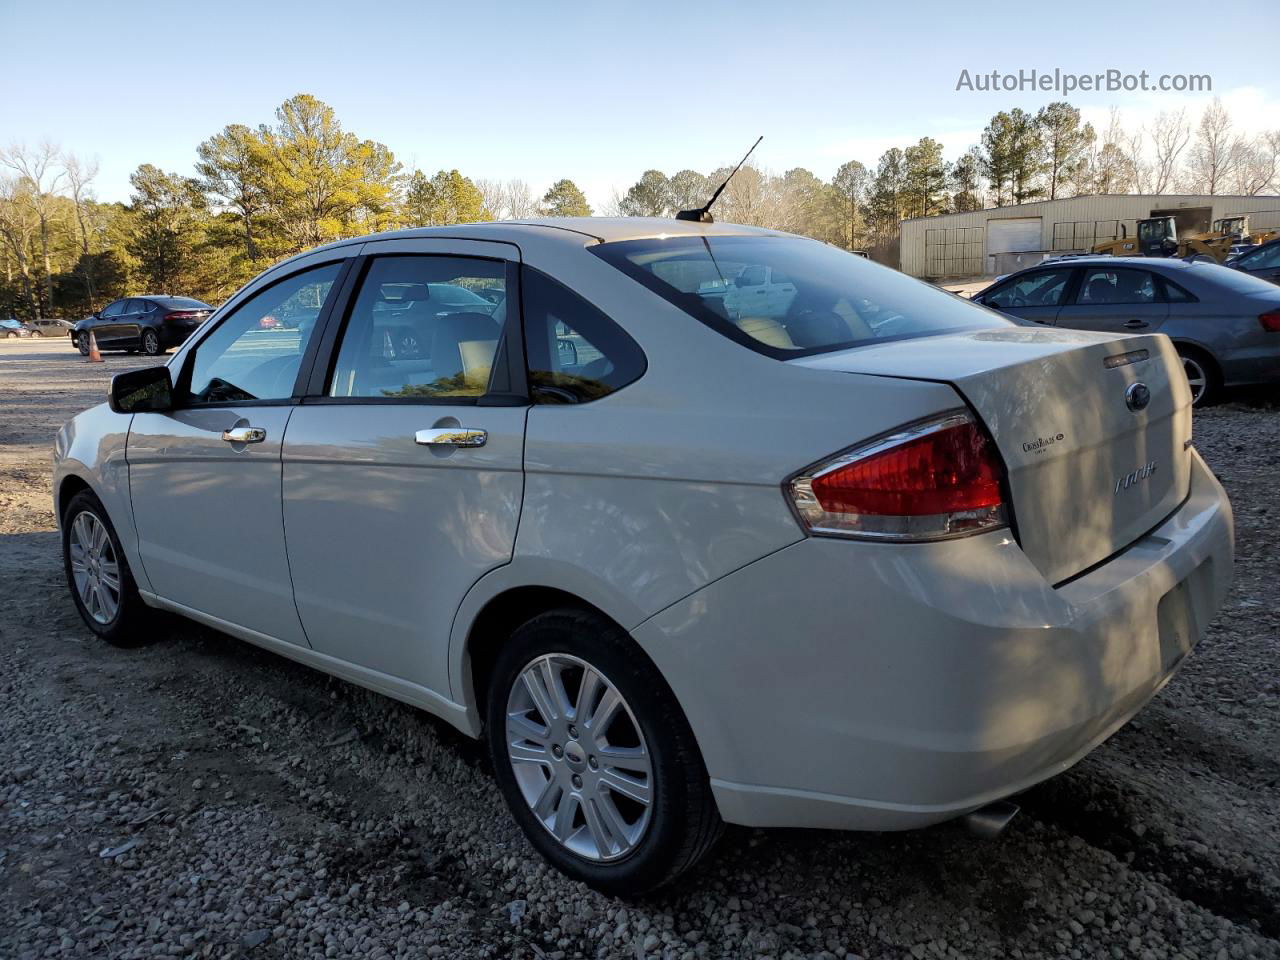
[1091,216,1238,264]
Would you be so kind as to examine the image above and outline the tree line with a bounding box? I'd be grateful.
[2,93,1277,320]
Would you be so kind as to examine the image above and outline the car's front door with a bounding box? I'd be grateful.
[975,267,1075,324]
[127,258,349,644]
[1061,266,1170,334]
[281,240,527,698]
[93,300,127,346]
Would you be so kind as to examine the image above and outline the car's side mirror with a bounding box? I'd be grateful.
[556,337,578,368]
[109,365,174,414]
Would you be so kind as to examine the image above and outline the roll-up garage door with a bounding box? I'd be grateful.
[986,217,1043,274]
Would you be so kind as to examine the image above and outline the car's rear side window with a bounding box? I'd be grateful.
[590,235,1014,358]
[522,266,645,404]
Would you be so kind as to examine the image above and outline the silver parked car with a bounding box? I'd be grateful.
[54,219,1233,894]
[973,256,1280,405]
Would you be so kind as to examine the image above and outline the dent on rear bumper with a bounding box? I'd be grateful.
[632,449,1233,830]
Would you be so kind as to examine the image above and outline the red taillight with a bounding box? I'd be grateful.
[788,412,1009,541]
[1260,311,1280,333]
[164,311,201,321]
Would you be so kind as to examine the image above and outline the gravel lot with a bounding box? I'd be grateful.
[1,337,1278,960]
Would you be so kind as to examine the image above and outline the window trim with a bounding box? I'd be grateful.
[301,253,529,407]
[172,258,353,410]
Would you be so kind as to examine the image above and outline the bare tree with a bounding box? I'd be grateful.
[63,152,100,256]
[1231,131,1280,196]
[0,176,40,316]
[1,141,66,314]
[475,178,506,219]
[503,179,538,219]
[1124,126,1151,193]
[1149,109,1191,194]
[1186,98,1244,195]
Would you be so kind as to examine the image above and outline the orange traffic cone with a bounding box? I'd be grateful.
[87,331,103,363]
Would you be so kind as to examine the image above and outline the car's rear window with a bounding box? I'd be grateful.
[1187,261,1280,297]
[154,297,210,309]
[590,235,1015,358]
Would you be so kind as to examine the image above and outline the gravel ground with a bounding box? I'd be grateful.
[1,337,1278,960]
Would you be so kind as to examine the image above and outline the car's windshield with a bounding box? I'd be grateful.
[590,235,1014,357]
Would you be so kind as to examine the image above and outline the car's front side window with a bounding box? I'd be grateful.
[328,255,506,401]
[185,262,341,405]
[101,301,125,318]
[1241,244,1280,270]
[986,269,1073,308]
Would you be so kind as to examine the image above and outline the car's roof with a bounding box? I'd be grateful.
[304,217,785,256]
[1040,256,1198,272]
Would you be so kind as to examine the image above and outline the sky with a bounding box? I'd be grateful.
[2,0,1278,209]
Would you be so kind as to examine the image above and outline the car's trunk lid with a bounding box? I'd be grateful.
[794,327,1192,584]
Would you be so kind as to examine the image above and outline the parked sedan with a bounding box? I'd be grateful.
[1227,235,1280,286]
[974,256,1280,405]
[1,317,32,338]
[72,296,213,356]
[54,219,1232,894]
[28,318,73,337]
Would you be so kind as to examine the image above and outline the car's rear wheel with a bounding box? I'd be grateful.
[486,608,721,896]
[1177,346,1219,407]
[141,329,161,355]
[4,330,15,339]
[31,329,42,337]
[62,490,155,647]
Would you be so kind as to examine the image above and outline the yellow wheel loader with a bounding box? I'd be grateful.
[1091,216,1238,264]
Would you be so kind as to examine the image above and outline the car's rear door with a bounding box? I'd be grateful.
[281,239,527,699]
[127,255,351,644]
[1060,266,1170,334]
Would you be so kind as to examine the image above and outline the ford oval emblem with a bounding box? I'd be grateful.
[1125,382,1151,412]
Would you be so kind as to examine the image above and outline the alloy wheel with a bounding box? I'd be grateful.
[505,653,653,861]
[68,510,121,624]
[142,330,160,355]
[1181,354,1207,405]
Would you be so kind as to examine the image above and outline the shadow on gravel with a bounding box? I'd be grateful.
[1021,770,1279,938]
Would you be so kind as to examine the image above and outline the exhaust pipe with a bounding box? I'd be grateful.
[962,801,1020,839]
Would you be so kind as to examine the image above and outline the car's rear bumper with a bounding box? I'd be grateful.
[633,449,1233,830]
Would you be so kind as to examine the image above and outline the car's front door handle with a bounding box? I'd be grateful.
[1123,319,1149,329]
[222,426,267,444]
[415,427,487,448]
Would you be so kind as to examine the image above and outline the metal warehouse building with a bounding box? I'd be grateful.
[900,194,1280,279]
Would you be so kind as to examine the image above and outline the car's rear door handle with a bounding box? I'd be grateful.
[415,427,487,448]
[1123,319,1149,329]
[222,426,266,443]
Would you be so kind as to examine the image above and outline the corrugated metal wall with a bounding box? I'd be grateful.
[900,195,1280,278]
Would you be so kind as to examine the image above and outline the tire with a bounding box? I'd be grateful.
[62,489,156,647]
[4,331,15,339]
[141,328,161,355]
[77,334,89,355]
[486,608,722,896]
[1176,346,1220,407]
[31,329,42,338]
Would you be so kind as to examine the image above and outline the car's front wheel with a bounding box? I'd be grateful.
[62,490,155,646]
[141,328,161,355]
[77,334,89,355]
[486,608,722,896]
[31,329,42,338]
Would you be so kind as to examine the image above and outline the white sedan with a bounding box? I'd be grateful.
[54,218,1233,894]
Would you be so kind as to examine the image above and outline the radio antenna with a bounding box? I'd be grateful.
[675,135,763,223]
